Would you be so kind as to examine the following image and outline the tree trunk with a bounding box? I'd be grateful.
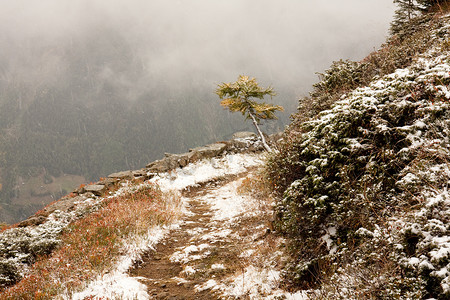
[248,111,272,152]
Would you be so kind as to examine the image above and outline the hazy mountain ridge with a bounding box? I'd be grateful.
[0,26,277,224]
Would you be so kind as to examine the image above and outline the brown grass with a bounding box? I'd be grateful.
[0,182,182,299]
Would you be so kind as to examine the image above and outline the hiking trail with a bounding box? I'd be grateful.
[130,171,288,299]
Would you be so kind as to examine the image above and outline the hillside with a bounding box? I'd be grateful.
[267,7,450,300]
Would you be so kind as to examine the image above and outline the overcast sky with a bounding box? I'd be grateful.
[0,0,396,112]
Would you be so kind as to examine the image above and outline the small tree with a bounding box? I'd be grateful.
[216,75,283,152]
[391,0,448,35]
[391,0,419,34]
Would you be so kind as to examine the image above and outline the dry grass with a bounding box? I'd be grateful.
[237,167,275,212]
[0,182,182,299]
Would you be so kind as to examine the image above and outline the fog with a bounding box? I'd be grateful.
[0,0,395,104]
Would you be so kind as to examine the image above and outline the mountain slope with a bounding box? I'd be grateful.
[267,10,450,300]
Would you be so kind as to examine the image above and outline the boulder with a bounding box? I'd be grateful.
[38,195,87,218]
[146,159,173,173]
[165,153,190,168]
[132,169,156,180]
[175,153,190,167]
[83,184,106,196]
[97,177,118,188]
[189,143,227,160]
[108,171,133,180]
[18,216,47,227]
[146,152,193,173]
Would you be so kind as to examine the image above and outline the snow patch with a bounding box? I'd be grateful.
[69,225,171,300]
[150,153,263,192]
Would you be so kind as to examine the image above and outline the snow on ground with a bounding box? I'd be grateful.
[68,226,173,300]
[202,179,251,221]
[164,164,308,299]
[0,196,106,287]
[63,152,264,299]
[195,266,310,300]
[220,266,309,300]
[150,153,263,192]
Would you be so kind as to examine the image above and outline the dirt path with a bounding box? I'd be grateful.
[129,172,284,299]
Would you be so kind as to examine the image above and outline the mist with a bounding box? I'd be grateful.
[0,0,395,103]
[0,0,396,223]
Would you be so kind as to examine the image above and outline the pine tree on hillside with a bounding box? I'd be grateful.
[395,0,417,19]
[391,0,420,34]
[391,0,448,34]
[216,75,283,152]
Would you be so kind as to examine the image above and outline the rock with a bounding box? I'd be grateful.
[132,169,155,180]
[175,153,190,167]
[83,184,107,196]
[166,153,190,168]
[144,135,258,174]
[73,186,84,195]
[82,192,96,198]
[36,195,87,218]
[227,131,267,152]
[18,216,47,227]
[108,171,133,180]
[189,143,227,159]
[232,131,257,139]
[132,169,146,177]
[97,177,118,188]
[146,152,192,173]
[146,159,172,173]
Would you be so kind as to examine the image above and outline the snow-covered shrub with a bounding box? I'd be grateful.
[302,60,368,115]
[294,13,450,131]
[0,197,106,290]
[0,226,62,288]
[267,38,450,297]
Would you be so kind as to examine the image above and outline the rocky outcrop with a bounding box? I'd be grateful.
[82,184,107,196]
[108,171,133,180]
[189,142,227,159]
[146,143,229,173]
[145,132,265,173]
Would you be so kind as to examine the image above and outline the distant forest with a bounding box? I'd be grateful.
[0,26,290,223]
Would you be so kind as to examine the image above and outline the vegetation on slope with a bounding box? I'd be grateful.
[0,179,181,299]
[266,5,450,299]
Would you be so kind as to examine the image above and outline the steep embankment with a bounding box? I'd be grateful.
[267,11,450,300]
